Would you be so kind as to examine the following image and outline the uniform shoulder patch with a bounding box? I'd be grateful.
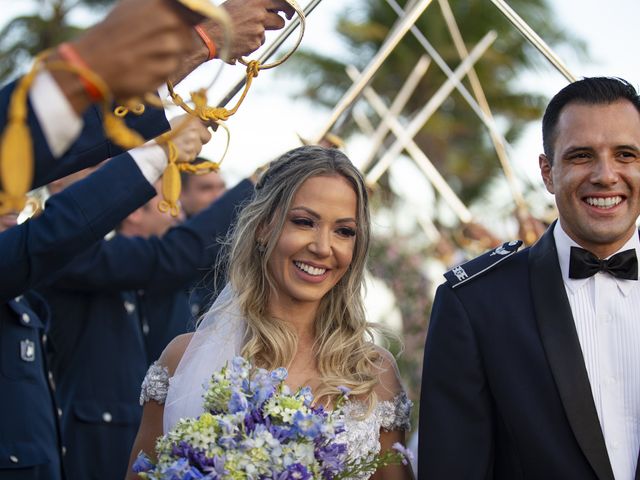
[444,240,523,288]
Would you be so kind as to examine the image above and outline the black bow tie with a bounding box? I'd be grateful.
[569,247,638,280]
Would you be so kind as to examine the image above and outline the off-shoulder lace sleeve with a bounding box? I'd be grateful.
[139,361,170,405]
[379,391,413,431]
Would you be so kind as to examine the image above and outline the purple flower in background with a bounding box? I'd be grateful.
[337,386,351,398]
[392,442,414,465]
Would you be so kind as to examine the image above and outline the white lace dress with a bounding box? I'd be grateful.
[140,362,412,480]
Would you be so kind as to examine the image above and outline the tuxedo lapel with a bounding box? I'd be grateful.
[529,226,614,480]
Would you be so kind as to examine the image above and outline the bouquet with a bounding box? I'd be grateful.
[133,356,410,479]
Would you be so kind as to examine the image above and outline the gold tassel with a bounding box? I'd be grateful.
[158,141,181,217]
[0,66,39,214]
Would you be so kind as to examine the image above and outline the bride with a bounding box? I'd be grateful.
[127,146,414,479]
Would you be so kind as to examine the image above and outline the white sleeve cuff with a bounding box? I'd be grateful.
[29,70,84,158]
[128,143,168,184]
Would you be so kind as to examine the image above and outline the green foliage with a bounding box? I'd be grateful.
[368,235,431,419]
[285,0,585,203]
[0,0,114,83]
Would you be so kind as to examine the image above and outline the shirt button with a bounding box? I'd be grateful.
[9,455,18,464]
[606,376,617,385]
[612,441,620,449]
[102,412,112,423]
[21,313,30,324]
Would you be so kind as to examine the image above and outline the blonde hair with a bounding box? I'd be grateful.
[227,146,381,406]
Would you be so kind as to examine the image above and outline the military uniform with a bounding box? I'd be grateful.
[0,77,169,190]
[38,179,253,479]
[0,150,164,478]
[418,226,639,480]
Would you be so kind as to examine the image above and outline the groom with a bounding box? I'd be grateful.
[419,76,640,480]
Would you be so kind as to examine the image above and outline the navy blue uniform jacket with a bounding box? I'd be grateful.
[0,78,168,479]
[0,78,169,189]
[418,226,631,480]
[0,154,160,479]
[38,179,253,480]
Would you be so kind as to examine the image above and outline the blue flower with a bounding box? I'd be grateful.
[278,462,312,479]
[132,452,154,473]
[228,390,249,413]
[291,411,321,439]
[271,367,288,382]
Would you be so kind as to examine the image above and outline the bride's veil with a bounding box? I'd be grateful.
[163,284,246,433]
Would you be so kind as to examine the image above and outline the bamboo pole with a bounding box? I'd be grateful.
[347,65,473,224]
[365,31,496,186]
[360,55,431,172]
[312,0,436,142]
[490,0,577,82]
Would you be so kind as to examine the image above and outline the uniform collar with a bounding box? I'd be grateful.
[553,222,640,297]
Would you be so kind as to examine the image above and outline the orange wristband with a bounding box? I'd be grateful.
[58,42,103,102]
[194,25,216,61]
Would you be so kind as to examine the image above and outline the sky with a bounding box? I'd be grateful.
[2,0,639,187]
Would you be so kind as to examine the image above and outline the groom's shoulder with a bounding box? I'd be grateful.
[443,240,525,289]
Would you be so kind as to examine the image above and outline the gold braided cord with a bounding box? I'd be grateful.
[0,55,117,214]
[158,140,182,217]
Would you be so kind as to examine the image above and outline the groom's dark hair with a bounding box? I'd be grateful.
[542,77,640,162]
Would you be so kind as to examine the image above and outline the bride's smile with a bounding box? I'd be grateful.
[266,174,358,307]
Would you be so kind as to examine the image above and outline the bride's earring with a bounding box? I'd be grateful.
[256,242,266,254]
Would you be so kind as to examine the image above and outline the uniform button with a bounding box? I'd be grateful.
[124,301,136,314]
[48,371,56,391]
[42,334,47,344]
[102,412,112,423]
[14,295,22,302]
[9,455,18,464]
[21,313,30,324]
[137,290,145,296]
[142,323,150,335]
[57,408,63,418]
[61,446,67,456]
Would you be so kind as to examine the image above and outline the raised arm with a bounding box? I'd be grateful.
[46,178,252,293]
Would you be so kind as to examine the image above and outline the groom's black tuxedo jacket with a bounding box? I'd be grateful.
[418,225,639,480]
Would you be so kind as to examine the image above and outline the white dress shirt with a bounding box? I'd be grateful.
[554,223,640,480]
[29,71,167,184]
